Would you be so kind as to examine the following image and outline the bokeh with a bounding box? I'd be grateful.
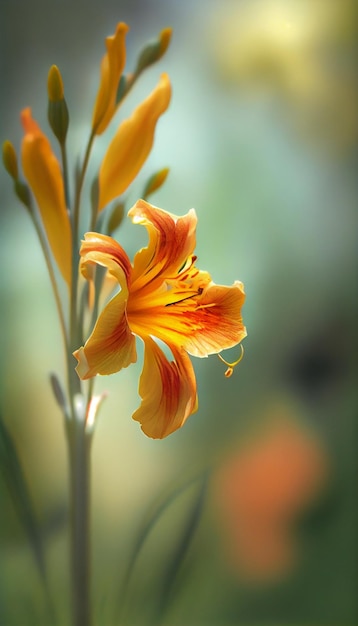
[1,0,357,624]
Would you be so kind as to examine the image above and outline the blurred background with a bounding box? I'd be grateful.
[0,0,357,624]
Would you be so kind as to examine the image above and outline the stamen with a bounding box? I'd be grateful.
[218,344,244,377]
[165,286,203,306]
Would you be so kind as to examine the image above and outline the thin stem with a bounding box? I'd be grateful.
[68,131,95,401]
[67,130,96,626]
[60,141,70,209]
[31,212,69,353]
[68,415,92,626]
[73,130,95,242]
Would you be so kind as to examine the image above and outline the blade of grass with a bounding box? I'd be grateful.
[152,470,210,625]
[0,412,56,623]
[115,468,210,625]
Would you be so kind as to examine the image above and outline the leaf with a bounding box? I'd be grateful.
[115,468,210,625]
[153,471,210,624]
[0,413,55,620]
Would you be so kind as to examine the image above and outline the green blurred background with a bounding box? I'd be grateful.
[0,0,357,624]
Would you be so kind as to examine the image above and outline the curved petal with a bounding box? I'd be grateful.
[132,337,198,439]
[129,200,197,292]
[98,74,171,211]
[129,278,247,357]
[92,22,129,135]
[21,108,72,286]
[73,290,136,379]
[79,232,132,289]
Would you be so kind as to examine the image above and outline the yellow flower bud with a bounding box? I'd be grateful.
[135,28,172,74]
[47,65,69,144]
[2,140,18,179]
[47,65,64,101]
[98,73,171,211]
[21,108,72,286]
[158,28,172,58]
[92,22,129,135]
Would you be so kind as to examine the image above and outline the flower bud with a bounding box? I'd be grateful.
[47,65,69,144]
[135,27,172,74]
[47,65,64,101]
[158,28,172,57]
[14,180,32,210]
[98,73,171,211]
[107,202,125,234]
[49,373,67,412]
[2,140,18,180]
[143,167,169,199]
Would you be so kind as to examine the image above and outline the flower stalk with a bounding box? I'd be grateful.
[67,400,92,626]
[2,19,246,626]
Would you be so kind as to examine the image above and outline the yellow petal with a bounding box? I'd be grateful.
[129,272,247,357]
[129,200,197,292]
[98,73,171,211]
[78,231,132,288]
[132,337,198,439]
[92,22,129,135]
[73,291,137,379]
[20,108,72,286]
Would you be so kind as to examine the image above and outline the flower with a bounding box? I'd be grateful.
[74,200,246,438]
[20,108,72,286]
[214,406,329,581]
[98,73,171,211]
[92,22,129,135]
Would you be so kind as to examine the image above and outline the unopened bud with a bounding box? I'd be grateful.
[14,180,32,210]
[107,202,125,234]
[158,28,172,57]
[2,140,18,180]
[115,73,134,106]
[49,373,67,411]
[143,167,169,199]
[47,65,69,144]
[47,65,64,101]
[135,27,172,74]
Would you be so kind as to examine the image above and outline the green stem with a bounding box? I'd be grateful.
[68,131,96,400]
[67,129,96,626]
[68,414,92,626]
[60,141,70,210]
[31,213,69,354]
[73,130,95,242]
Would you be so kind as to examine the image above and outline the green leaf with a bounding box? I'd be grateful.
[0,412,54,619]
[153,471,210,624]
[115,469,210,625]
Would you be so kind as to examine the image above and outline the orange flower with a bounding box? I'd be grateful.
[74,200,246,438]
[92,22,129,135]
[98,73,171,211]
[21,108,72,286]
[214,409,329,581]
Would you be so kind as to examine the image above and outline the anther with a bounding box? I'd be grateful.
[218,344,244,377]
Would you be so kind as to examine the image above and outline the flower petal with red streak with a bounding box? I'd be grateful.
[132,337,198,439]
[74,291,137,379]
[129,199,197,291]
[129,274,247,357]
[78,232,132,289]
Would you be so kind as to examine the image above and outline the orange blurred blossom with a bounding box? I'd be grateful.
[214,407,329,581]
